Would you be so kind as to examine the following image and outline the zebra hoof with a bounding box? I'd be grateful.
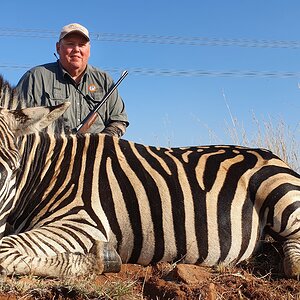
[283,240,300,279]
[90,240,122,274]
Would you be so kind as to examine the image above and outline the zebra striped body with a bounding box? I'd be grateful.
[0,101,299,277]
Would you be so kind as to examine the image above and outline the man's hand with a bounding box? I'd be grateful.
[102,121,127,138]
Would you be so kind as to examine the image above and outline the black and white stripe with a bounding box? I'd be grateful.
[0,126,299,277]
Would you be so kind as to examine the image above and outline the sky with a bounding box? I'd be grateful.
[1,1,300,148]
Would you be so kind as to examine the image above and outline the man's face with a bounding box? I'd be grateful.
[56,33,90,76]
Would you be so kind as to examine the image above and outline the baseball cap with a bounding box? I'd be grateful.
[59,23,90,41]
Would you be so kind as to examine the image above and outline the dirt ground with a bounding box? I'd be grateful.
[92,241,300,299]
[0,241,299,299]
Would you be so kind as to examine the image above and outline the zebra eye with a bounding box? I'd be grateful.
[10,161,19,172]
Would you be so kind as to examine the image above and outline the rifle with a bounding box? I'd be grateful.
[72,70,128,134]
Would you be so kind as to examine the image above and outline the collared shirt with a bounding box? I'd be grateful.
[16,61,129,134]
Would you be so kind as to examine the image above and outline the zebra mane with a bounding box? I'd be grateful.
[0,75,23,110]
[0,75,59,134]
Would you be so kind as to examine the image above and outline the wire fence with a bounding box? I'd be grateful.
[1,28,300,79]
[1,64,300,79]
[1,28,300,49]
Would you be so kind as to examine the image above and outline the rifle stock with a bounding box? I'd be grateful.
[77,112,98,133]
[72,70,128,134]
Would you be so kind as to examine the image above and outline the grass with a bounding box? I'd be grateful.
[220,96,300,172]
[227,114,299,170]
[0,274,141,299]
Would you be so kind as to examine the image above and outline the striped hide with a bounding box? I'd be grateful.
[0,98,299,277]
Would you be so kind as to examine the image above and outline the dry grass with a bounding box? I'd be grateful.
[219,96,300,171]
[0,274,141,299]
[225,113,299,170]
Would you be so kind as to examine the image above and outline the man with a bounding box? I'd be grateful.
[16,23,129,137]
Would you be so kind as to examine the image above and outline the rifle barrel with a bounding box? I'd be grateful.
[73,70,128,133]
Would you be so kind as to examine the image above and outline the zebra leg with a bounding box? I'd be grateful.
[0,240,121,277]
[283,239,300,279]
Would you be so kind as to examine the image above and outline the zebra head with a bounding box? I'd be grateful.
[0,103,70,238]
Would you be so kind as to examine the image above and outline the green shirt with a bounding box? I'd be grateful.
[16,62,129,134]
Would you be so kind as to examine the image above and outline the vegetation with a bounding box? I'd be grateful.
[228,116,299,170]
[221,100,300,171]
[0,274,141,299]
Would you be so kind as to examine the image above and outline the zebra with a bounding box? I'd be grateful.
[0,79,299,278]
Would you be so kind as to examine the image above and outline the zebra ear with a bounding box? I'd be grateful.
[8,102,70,136]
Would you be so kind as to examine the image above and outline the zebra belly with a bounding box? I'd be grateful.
[110,202,262,267]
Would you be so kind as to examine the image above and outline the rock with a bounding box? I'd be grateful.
[174,264,212,285]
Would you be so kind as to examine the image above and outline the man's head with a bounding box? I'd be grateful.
[56,23,91,79]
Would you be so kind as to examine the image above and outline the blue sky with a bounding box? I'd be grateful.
[1,1,300,147]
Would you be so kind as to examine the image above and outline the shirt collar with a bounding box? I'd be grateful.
[57,60,88,85]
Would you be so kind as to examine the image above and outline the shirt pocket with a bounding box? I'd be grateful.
[92,92,104,102]
[44,87,71,106]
